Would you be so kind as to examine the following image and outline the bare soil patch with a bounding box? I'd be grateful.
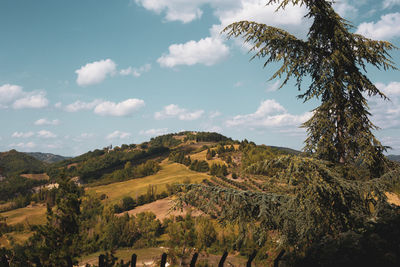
[117,197,203,221]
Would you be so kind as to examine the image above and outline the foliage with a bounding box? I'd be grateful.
[223,0,396,175]
[179,155,400,248]
[28,180,83,266]
[291,206,400,267]
[184,132,232,143]
[148,133,182,148]
[0,175,47,202]
[0,150,46,176]
[189,160,210,173]
[210,163,228,178]
[169,151,192,166]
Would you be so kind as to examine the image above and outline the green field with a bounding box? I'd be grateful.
[87,162,210,204]
[0,203,47,226]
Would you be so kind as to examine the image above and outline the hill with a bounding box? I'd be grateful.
[0,150,46,177]
[25,152,71,164]
[388,154,400,162]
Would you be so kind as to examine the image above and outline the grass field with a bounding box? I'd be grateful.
[87,162,210,204]
[0,203,47,225]
[20,173,49,180]
[190,149,226,166]
[0,231,33,248]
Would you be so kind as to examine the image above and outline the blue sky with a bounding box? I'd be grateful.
[1,0,400,156]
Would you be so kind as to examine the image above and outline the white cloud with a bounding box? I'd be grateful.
[64,99,103,112]
[37,130,57,139]
[234,81,243,87]
[356,12,400,40]
[266,80,281,92]
[140,128,169,136]
[376,82,400,97]
[134,0,208,23]
[75,59,116,86]
[368,84,400,129]
[332,0,358,18]
[120,64,151,77]
[106,130,131,140]
[143,1,309,68]
[94,99,145,116]
[11,131,34,138]
[34,118,60,126]
[9,142,36,149]
[204,125,223,133]
[154,104,204,120]
[12,91,49,109]
[0,84,23,105]
[383,0,400,9]
[209,111,221,119]
[226,99,312,128]
[158,37,229,67]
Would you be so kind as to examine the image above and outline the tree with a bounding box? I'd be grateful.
[223,0,396,176]
[30,180,83,266]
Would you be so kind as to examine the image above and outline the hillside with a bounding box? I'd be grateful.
[1,131,399,266]
[0,149,46,177]
[25,152,71,164]
[388,154,400,162]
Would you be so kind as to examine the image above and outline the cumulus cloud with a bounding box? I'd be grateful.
[158,37,229,67]
[356,12,400,40]
[34,118,60,126]
[141,1,309,68]
[37,130,57,139]
[120,63,151,77]
[140,128,169,136]
[376,82,400,97]
[106,130,131,140]
[0,84,23,105]
[11,131,34,138]
[12,91,49,109]
[0,84,49,109]
[154,104,204,120]
[134,0,208,23]
[368,82,400,129]
[9,142,36,149]
[94,99,145,116]
[64,99,103,112]
[226,99,312,128]
[332,0,358,18]
[383,0,400,9]
[75,59,117,86]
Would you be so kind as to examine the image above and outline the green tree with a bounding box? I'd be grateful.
[30,180,83,266]
[223,0,396,176]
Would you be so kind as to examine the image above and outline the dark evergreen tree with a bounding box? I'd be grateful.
[223,0,396,176]
[30,180,83,266]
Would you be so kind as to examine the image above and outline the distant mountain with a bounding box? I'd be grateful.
[26,152,71,164]
[388,155,400,162]
[0,150,46,176]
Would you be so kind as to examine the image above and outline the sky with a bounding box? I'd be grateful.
[1,0,400,156]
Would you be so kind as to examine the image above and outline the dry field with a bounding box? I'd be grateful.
[117,197,203,221]
[87,162,210,204]
[20,173,49,180]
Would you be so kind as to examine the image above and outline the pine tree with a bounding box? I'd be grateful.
[223,0,396,176]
